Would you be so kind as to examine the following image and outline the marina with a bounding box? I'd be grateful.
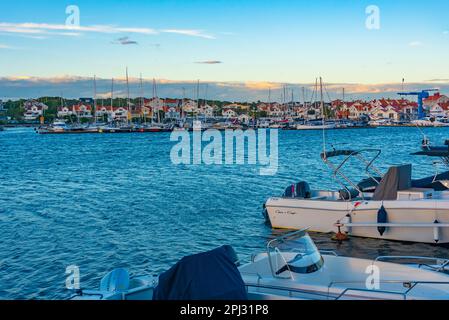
[2,0,449,306]
[2,126,449,299]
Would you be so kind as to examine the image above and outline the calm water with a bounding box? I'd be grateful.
[1,126,449,299]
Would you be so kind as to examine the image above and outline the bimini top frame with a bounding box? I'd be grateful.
[320,148,383,200]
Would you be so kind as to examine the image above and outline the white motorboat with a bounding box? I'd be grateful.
[69,230,449,300]
[264,144,449,244]
[295,122,336,130]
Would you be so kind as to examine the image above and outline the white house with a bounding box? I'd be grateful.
[182,99,199,115]
[429,104,447,118]
[238,114,251,124]
[23,100,48,120]
[57,106,73,117]
[370,106,400,121]
[222,108,237,118]
[72,104,93,118]
[199,104,214,117]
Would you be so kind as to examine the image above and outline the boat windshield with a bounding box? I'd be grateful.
[267,229,324,277]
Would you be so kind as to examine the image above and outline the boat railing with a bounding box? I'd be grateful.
[319,250,339,256]
[374,256,449,272]
[244,283,331,300]
[323,148,383,201]
[332,280,449,300]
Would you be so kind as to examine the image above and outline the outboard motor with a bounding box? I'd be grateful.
[283,181,311,198]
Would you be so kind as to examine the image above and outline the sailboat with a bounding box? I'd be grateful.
[296,79,336,130]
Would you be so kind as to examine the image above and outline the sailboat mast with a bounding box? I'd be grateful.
[111,78,114,115]
[152,78,156,125]
[126,67,130,125]
[93,75,97,123]
[140,74,145,124]
[196,79,200,120]
[320,77,326,159]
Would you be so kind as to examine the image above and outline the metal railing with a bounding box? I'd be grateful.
[332,280,449,300]
[375,256,449,272]
[322,148,383,201]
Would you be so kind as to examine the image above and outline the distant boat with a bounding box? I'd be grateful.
[295,122,336,130]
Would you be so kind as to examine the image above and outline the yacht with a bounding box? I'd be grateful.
[295,121,336,130]
[69,229,449,300]
[264,142,449,244]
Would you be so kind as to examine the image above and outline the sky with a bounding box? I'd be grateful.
[0,0,448,101]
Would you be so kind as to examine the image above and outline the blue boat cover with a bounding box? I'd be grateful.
[153,245,248,300]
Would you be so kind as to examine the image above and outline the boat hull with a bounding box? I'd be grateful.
[265,197,449,243]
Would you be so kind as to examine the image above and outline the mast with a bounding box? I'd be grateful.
[182,87,186,119]
[196,79,200,120]
[320,77,326,159]
[152,78,156,125]
[204,83,209,120]
[140,73,145,124]
[126,67,130,125]
[110,78,114,121]
[93,75,97,123]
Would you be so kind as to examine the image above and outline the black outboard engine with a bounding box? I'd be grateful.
[283,181,311,198]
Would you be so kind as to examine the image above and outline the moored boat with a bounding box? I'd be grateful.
[264,144,449,244]
[69,229,449,300]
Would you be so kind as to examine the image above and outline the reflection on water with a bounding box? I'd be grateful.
[0,126,449,299]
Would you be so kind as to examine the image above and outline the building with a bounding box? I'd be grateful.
[238,114,251,124]
[370,105,400,121]
[222,108,237,118]
[23,100,48,120]
[72,104,93,118]
[198,104,214,118]
[57,106,73,118]
[424,93,449,108]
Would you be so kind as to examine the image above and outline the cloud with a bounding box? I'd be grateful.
[2,76,448,101]
[113,36,138,45]
[161,29,215,39]
[0,22,215,40]
[409,41,424,47]
[195,60,222,64]
[444,30,449,35]
[0,44,13,49]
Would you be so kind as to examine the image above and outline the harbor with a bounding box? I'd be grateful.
[2,125,449,299]
[3,0,449,306]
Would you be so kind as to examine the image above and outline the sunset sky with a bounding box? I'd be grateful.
[1,0,448,100]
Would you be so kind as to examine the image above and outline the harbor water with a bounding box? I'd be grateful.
[1,126,449,299]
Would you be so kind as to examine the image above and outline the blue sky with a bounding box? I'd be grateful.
[0,0,448,100]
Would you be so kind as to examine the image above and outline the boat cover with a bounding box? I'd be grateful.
[152,245,247,300]
[372,164,412,201]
